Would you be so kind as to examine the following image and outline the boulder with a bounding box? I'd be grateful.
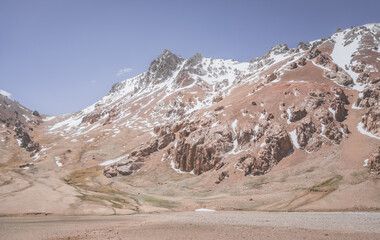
[298,58,307,66]
[267,73,277,82]
[104,166,118,178]
[337,75,353,86]
[307,49,321,59]
[215,171,229,184]
[315,53,331,66]
[288,62,298,69]
[32,111,40,117]
[116,165,133,176]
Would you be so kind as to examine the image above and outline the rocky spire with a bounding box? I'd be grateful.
[144,49,184,85]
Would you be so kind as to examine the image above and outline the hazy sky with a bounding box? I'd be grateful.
[1,0,379,115]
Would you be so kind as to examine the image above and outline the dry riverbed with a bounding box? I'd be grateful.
[1,211,380,240]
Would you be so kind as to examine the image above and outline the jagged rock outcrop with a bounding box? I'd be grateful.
[288,62,298,69]
[369,146,380,174]
[245,123,293,176]
[104,157,144,178]
[146,50,184,86]
[296,117,316,149]
[298,57,307,66]
[305,136,324,152]
[288,106,307,122]
[314,53,331,66]
[171,124,233,175]
[307,48,321,59]
[103,166,118,178]
[266,73,278,82]
[264,44,289,58]
[215,171,229,184]
[158,133,175,149]
[82,113,102,124]
[356,86,380,108]
[361,106,380,137]
[313,108,334,125]
[32,111,40,117]
[14,120,40,152]
[336,75,354,86]
[304,90,326,111]
[323,122,344,144]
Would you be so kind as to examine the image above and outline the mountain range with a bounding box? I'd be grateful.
[0,23,379,215]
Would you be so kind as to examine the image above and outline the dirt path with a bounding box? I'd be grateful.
[1,211,380,240]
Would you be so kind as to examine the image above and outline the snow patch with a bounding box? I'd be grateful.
[357,122,380,140]
[211,121,219,128]
[331,32,364,91]
[99,154,128,166]
[195,208,216,212]
[170,160,187,174]
[23,114,31,122]
[286,108,292,124]
[55,156,62,167]
[0,89,11,98]
[289,130,300,149]
[352,103,363,110]
[43,116,56,121]
[363,159,369,167]
[328,108,336,118]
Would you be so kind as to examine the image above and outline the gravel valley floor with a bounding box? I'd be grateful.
[1,211,380,240]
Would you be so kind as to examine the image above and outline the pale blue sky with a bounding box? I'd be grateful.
[1,0,379,115]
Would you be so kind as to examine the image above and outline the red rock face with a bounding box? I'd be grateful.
[171,123,233,175]
[296,117,316,149]
[252,124,293,175]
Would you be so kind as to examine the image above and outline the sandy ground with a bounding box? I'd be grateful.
[1,211,380,240]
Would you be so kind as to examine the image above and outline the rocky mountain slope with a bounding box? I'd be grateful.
[0,23,379,215]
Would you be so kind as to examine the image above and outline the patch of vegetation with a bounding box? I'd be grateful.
[63,167,123,194]
[78,194,130,209]
[348,170,369,185]
[143,196,178,209]
[310,175,343,193]
[244,176,269,189]
[64,167,101,185]
[305,167,316,173]
[64,166,136,210]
